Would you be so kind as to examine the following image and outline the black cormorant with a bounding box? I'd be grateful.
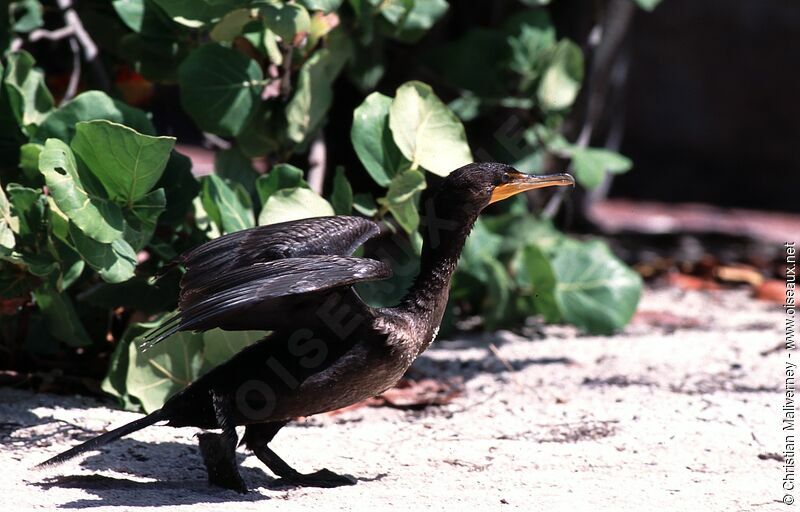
[38,162,574,491]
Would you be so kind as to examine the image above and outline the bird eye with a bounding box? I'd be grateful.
[500,174,510,184]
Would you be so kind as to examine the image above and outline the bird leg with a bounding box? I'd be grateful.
[243,422,356,488]
[198,391,247,493]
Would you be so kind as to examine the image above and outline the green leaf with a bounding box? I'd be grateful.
[202,328,266,369]
[51,237,84,291]
[201,174,255,234]
[125,329,205,412]
[215,147,256,196]
[4,183,44,240]
[261,27,283,65]
[427,29,511,98]
[39,138,125,243]
[460,218,504,280]
[155,150,198,226]
[285,49,336,144]
[69,222,137,284]
[102,320,143,410]
[505,10,556,92]
[210,8,254,42]
[384,196,419,234]
[18,142,42,182]
[3,50,54,134]
[352,192,377,217]
[235,104,280,158]
[298,0,343,13]
[112,0,144,32]
[550,240,642,334]
[330,167,353,215]
[523,243,561,322]
[384,168,425,205]
[11,0,44,33]
[258,187,334,226]
[33,91,155,144]
[482,258,512,329]
[538,39,584,111]
[351,91,408,186]
[150,0,247,26]
[630,0,662,11]
[178,44,264,137]
[123,188,166,251]
[379,0,448,43]
[0,181,16,252]
[571,147,633,189]
[498,215,564,256]
[389,81,472,176]
[32,285,92,347]
[255,163,307,204]
[116,2,192,82]
[380,169,425,233]
[71,120,175,205]
[260,2,310,41]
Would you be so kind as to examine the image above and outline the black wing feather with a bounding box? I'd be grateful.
[142,217,387,349]
[164,216,380,288]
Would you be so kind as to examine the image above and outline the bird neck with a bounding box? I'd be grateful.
[399,202,479,327]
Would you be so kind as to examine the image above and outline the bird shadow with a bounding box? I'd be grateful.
[30,437,278,507]
[30,434,381,508]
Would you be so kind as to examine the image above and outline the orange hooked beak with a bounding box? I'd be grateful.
[489,171,575,204]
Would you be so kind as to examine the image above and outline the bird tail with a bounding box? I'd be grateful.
[36,408,168,468]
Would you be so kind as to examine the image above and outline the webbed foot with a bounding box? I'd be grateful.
[276,468,356,488]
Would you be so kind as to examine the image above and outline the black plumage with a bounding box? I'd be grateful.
[38,163,574,491]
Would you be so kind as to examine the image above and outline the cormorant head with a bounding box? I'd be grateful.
[440,162,575,213]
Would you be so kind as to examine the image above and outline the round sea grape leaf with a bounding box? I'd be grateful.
[384,168,425,205]
[389,81,472,177]
[33,90,155,144]
[550,239,642,334]
[258,187,333,226]
[330,167,353,215]
[537,39,584,111]
[68,222,137,284]
[150,0,247,26]
[0,181,16,252]
[112,0,144,32]
[255,163,307,205]
[178,44,264,137]
[71,120,175,206]
[38,138,124,243]
[155,150,198,226]
[298,0,343,13]
[285,49,337,144]
[210,8,254,42]
[125,329,205,413]
[2,50,54,134]
[523,243,562,323]
[31,285,92,347]
[201,328,267,369]
[571,147,632,190]
[201,174,255,234]
[351,91,408,186]
[260,2,310,41]
[123,188,166,251]
[378,0,448,43]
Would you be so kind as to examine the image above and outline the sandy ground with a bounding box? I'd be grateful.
[0,287,788,511]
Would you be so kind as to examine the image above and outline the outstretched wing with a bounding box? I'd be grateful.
[142,216,388,349]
